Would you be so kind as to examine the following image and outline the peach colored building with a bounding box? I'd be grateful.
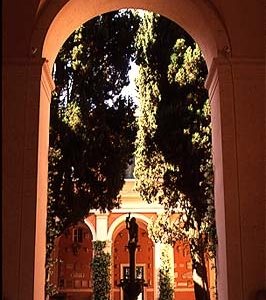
[3,1,265,300]
[50,180,202,300]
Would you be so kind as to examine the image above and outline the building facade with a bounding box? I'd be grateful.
[50,180,213,300]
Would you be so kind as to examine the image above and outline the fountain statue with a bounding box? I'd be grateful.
[118,213,147,300]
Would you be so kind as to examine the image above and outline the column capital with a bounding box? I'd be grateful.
[105,240,113,254]
[3,56,55,98]
[206,56,265,99]
[95,211,109,241]
[94,210,110,217]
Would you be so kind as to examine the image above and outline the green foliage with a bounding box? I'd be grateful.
[91,241,111,300]
[49,10,140,231]
[45,257,60,296]
[159,244,174,300]
[46,10,140,296]
[134,13,167,205]
[148,212,182,245]
[134,11,216,300]
[47,9,139,246]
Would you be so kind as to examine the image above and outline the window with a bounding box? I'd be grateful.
[123,266,144,280]
[136,267,143,280]
[74,279,81,288]
[122,266,144,300]
[81,280,88,288]
[73,228,83,243]
[123,266,130,280]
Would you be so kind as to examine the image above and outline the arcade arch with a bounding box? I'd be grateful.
[84,219,97,241]
[110,215,155,300]
[107,213,151,241]
[32,0,230,70]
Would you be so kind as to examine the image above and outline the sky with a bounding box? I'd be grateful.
[121,61,140,115]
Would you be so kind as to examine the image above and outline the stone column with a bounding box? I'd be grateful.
[206,56,265,300]
[105,240,113,255]
[3,57,54,300]
[153,242,175,300]
[153,242,161,300]
[95,211,110,241]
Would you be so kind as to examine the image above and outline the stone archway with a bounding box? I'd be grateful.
[31,3,231,298]
[3,1,265,300]
[32,0,230,70]
[108,214,155,300]
[107,213,151,241]
[84,219,96,241]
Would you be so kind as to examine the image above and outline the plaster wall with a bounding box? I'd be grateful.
[52,209,198,300]
[54,223,93,298]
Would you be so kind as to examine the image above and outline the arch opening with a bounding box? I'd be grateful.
[33,0,230,72]
[32,1,231,299]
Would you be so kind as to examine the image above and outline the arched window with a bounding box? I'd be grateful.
[73,227,83,243]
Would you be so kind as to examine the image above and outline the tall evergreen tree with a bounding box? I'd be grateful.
[134,12,216,300]
[46,10,140,295]
[158,244,174,300]
[91,241,111,300]
[49,9,139,239]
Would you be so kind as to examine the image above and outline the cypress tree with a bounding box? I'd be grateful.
[134,11,216,300]
[46,10,140,296]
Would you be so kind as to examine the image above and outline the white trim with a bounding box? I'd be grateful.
[95,213,109,241]
[83,218,96,240]
[111,207,164,213]
[107,213,151,241]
